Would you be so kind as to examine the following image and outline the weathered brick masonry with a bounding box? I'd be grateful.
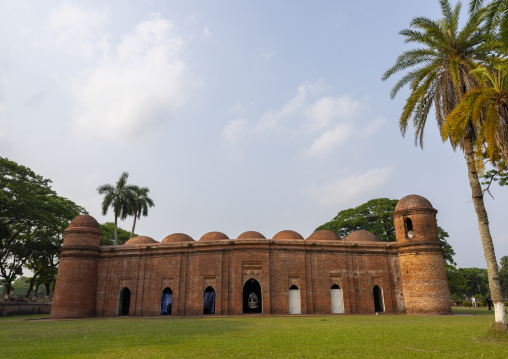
[51,195,452,319]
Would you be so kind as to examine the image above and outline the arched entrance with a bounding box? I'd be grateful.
[331,284,344,314]
[288,285,301,315]
[203,286,215,315]
[373,285,384,313]
[161,287,173,315]
[243,278,262,314]
[117,287,131,316]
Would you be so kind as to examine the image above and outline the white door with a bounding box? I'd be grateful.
[289,287,301,314]
[331,288,344,314]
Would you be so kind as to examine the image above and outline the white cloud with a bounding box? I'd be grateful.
[221,80,376,159]
[255,80,324,134]
[305,95,361,132]
[73,15,198,143]
[361,117,386,138]
[222,119,248,143]
[49,3,108,56]
[304,123,353,158]
[309,167,392,207]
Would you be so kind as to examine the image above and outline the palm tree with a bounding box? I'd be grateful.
[470,0,508,45]
[442,63,508,168]
[382,0,507,328]
[129,185,155,238]
[97,172,136,245]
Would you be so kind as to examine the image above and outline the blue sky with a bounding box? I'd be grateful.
[1,0,506,268]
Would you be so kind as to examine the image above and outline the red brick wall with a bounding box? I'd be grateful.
[90,241,407,317]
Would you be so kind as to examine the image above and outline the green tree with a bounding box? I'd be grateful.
[316,198,456,265]
[458,267,490,296]
[0,157,86,299]
[129,185,154,238]
[316,198,398,242]
[99,222,135,246]
[382,0,506,328]
[442,64,508,168]
[97,172,136,245]
[500,256,508,298]
[470,0,508,45]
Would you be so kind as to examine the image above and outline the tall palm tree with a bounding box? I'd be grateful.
[130,185,155,238]
[97,172,136,245]
[442,64,508,168]
[382,0,507,328]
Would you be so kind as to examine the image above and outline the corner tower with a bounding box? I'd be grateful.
[393,195,451,315]
[50,215,101,319]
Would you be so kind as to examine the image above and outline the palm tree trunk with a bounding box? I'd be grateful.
[130,214,137,238]
[114,215,118,246]
[464,135,507,327]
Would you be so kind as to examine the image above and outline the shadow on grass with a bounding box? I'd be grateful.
[452,307,496,316]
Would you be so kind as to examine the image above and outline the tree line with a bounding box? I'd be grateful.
[0,157,85,299]
[0,157,153,300]
[382,0,508,330]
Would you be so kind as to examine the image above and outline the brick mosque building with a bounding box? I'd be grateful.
[50,194,452,319]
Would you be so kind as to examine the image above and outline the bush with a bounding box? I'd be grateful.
[463,301,472,307]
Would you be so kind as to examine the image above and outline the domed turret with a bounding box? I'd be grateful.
[51,215,102,319]
[395,195,433,212]
[68,214,100,230]
[393,195,438,243]
[394,195,451,315]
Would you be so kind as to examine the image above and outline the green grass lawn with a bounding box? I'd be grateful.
[0,308,506,358]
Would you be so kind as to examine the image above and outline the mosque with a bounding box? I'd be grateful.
[50,194,452,318]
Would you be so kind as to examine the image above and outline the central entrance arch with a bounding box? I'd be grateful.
[117,287,131,316]
[243,278,262,314]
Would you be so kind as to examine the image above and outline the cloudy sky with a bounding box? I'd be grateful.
[1,0,506,269]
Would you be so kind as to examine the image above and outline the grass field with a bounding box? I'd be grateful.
[0,308,507,358]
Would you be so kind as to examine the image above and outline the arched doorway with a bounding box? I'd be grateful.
[161,287,173,315]
[203,286,215,315]
[243,278,262,314]
[373,285,384,313]
[288,285,301,315]
[117,287,131,316]
[331,284,344,314]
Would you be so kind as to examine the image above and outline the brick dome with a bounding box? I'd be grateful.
[124,236,158,245]
[199,231,229,241]
[162,233,194,243]
[237,231,266,239]
[68,215,99,229]
[343,230,380,242]
[395,195,433,212]
[272,230,304,240]
[306,230,341,241]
